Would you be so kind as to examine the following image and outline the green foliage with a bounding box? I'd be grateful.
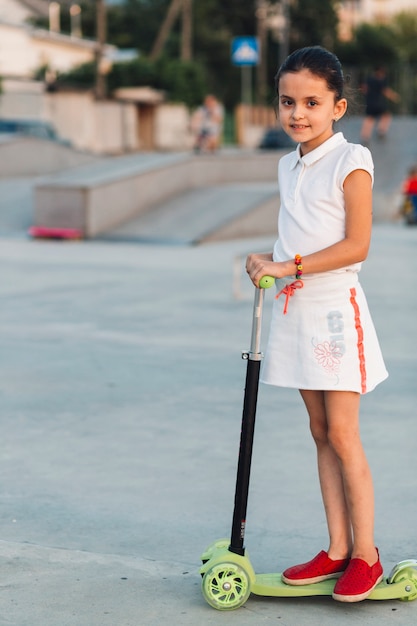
[391,11,417,63]
[109,56,206,107]
[107,58,157,91]
[290,0,339,50]
[334,16,417,115]
[25,1,417,111]
[355,23,398,66]
[175,0,257,108]
[336,23,398,69]
[29,0,245,106]
[54,56,206,107]
[55,62,96,89]
[153,58,206,107]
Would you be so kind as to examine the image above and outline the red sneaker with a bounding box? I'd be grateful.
[332,549,383,602]
[282,550,350,586]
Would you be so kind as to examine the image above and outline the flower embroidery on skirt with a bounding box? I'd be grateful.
[314,340,343,374]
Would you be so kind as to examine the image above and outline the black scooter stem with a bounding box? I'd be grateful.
[229,287,265,556]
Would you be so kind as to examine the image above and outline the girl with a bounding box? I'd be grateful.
[246,46,388,603]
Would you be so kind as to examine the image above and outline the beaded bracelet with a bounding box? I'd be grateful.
[294,254,303,279]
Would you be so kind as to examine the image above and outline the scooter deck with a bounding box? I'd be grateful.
[252,573,335,597]
[252,573,410,600]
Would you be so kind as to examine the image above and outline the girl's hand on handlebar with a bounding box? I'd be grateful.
[246,253,276,287]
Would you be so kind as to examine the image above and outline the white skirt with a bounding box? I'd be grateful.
[261,271,388,394]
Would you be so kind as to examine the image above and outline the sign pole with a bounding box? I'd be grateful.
[241,65,252,107]
[232,36,259,148]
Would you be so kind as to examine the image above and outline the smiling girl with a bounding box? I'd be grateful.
[246,46,388,603]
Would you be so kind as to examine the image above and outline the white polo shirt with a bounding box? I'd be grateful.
[273,132,374,275]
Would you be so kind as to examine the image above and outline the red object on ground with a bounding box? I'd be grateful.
[29,226,83,240]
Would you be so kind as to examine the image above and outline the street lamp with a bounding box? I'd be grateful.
[70,3,82,38]
[49,1,61,32]
[256,1,291,103]
[268,0,290,68]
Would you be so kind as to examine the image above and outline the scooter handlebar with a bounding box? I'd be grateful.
[259,275,275,289]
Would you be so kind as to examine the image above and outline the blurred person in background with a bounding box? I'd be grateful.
[400,164,417,225]
[360,66,400,144]
[191,94,224,153]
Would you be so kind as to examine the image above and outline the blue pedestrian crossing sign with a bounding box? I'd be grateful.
[231,36,260,66]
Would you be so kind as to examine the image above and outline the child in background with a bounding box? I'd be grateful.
[191,94,224,153]
[246,46,388,603]
[401,165,417,224]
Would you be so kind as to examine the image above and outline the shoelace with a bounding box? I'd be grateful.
[276,280,304,314]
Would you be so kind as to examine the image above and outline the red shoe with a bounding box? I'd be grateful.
[332,549,383,602]
[282,550,350,586]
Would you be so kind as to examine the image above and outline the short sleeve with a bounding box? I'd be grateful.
[339,144,374,188]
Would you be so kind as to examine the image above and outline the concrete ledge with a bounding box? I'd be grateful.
[33,150,282,238]
[200,194,279,243]
[0,136,97,177]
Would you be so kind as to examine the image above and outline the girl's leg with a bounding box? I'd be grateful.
[323,390,378,565]
[283,389,379,592]
[300,389,352,560]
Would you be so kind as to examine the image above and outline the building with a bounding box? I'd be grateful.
[0,21,102,79]
[0,0,49,24]
[0,0,115,80]
[0,0,191,153]
[357,0,417,22]
[339,0,417,40]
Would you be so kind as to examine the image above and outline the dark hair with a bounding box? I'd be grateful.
[274,46,345,101]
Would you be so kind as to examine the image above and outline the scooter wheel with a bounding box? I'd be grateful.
[388,560,417,601]
[202,562,251,610]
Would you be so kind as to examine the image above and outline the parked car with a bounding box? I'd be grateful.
[0,118,71,146]
[258,127,296,150]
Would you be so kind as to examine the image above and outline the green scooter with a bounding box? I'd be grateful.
[200,276,417,610]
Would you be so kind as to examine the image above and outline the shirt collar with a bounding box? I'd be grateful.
[288,132,347,170]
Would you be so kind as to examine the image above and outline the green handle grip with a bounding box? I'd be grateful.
[259,275,275,289]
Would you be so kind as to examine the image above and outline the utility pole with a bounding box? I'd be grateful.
[278,0,290,68]
[181,0,192,61]
[256,0,268,104]
[150,0,183,61]
[95,0,107,100]
[150,0,192,62]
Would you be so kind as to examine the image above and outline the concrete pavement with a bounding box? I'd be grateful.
[0,221,416,625]
[0,117,417,624]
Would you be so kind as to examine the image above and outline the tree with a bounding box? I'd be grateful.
[289,0,339,51]
[334,19,417,113]
[55,56,206,107]
[336,22,398,69]
[391,11,417,64]
[28,0,344,108]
